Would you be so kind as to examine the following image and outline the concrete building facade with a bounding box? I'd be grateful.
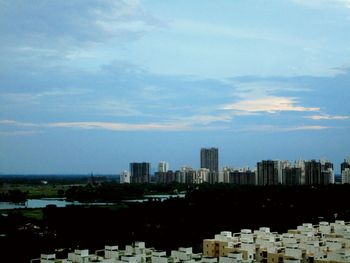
[130,162,150,183]
[200,148,219,175]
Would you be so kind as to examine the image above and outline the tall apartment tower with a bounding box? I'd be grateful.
[304,160,321,185]
[341,158,350,173]
[200,147,219,174]
[304,159,334,185]
[282,167,302,185]
[341,158,350,184]
[120,170,130,184]
[158,161,169,173]
[130,162,150,183]
[257,160,279,185]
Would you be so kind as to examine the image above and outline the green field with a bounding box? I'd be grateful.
[0,184,80,199]
[20,208,44,221]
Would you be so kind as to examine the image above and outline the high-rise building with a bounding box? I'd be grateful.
[342,168,350,184]
[200,147,219,174]
[257,160,278,185]
[341,158,350,174]
[229,169,256,185]
[304,160,321,185]
[304,159,334,185]
[295,159,305,184]
[221,166,233,183]
[181,166,196,184]
[276,160,291,184]
[130,162,150,183]
[282,167,301,185]
[196,168,210,184]
[120,170,130,184]
[158,161,169,173]
[155,170,176,184]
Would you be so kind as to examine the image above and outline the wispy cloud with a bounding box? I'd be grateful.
[173,114,232,126]
[0,88,89,103]
[0,0,165,71]
[0,119,218,133]
[284,125,330,131]
[48,121,189,131]
[1,118,334,135]
[0,119,188,132]
[234,124,330,133]
[171,19,275,42]
[88,100,143,117]
[305,115,350,120]
[0,108,237,134]
[0,130,41,136]
[0,120,42,136]
[0,120,40,127]
[222,96,320,113]
[229,80,312,99]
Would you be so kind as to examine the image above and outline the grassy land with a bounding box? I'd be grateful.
[0,184,79,199]
[20,208,44,221]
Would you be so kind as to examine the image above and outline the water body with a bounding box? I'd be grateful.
[124,194,186,203]
[0,194,186,210]
[0,198,113,210]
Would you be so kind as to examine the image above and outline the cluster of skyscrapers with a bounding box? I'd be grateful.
[120,148,350,186]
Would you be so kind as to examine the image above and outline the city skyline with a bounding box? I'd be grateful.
[1,1,350,174]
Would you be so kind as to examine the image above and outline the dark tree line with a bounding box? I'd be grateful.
[1,184,350,263]
[0,189,28,202]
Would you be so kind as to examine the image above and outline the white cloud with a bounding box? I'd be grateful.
[89,100,142,117]
[171,19,275,41]
[0,119,188,132]
[48,121,189,131]
[223,96,319,113]
[0,89,90,104]
[0,117,336,136]
[0,130,41,136]
[234,124,330,133]
[174,114,232,125]
[0,109,235,134]
[284,125,330,131]
[305,115,350,120]
[0,120,40,127]
[0,0,164,69]
[229,80,312,99]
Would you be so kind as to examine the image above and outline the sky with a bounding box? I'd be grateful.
[1,0,350,174]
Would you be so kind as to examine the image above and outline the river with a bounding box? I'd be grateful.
[0,194,186,210]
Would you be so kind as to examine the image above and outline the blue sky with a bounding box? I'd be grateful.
[1,0,350,174]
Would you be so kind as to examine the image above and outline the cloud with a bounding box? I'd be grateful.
[0,119,194,133]
[234,124,330,133]
[48,121,188,131]
[0,120,40,127]
[171,19,275,42]
[88,100,142,117]
[0,119,186,131]
[228,80,312,99]
[0,118,333,135]
[0,1,162,44]
[0,88,90,104]
[0,130,41,136]
[305,115,350,120]
[0,0,164,71]
[222,96,320,113]
[101,59,148,76]
[173,114,232,126]
[0,109,235,134]
[284,125,330,131]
